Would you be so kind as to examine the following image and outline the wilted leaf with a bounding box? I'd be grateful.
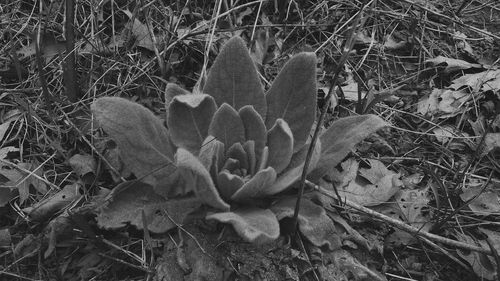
[91,97,176,191]
[478,133,500,156]
[271,197,341,250]
[267,139,321,195]
[455,232,496,280]
[0,162,47,204]
[417,88,469,117]
[168,94,217,155]
[203,37,267,118]
[267,119,294,174]
[231,167,277,202]
[217,170,244,201]
[239,105,266,163]
[96,181,200,233]
[450,69,500,92]
[69,154,96,178]
[123,10,155,51]
[0,146,19,159]
[425,56,481,73]
[165,83,191,115]
[208,103,245,150]
[323,159,402,207]
[266,52,317,152]
[176,148,229,211]
[206,208,279,244]
[24,183,82,221]
[460,186,500,214]
[310,115,388,180]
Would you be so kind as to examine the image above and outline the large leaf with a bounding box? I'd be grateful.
[265,53,317,152]
[271,197,341,250]
[217,170,245,201]
[167,94,217,155]
[203,37,266,118]
[206,208,279,244]
[231,167,277,202]
[91,97,176,189]
[208,103,245,150]
[165,83,191,116]
[265,140,322,196]
[239,105,266,163]
[176,148,230,211]
[310,115,388,181]
[267,119,294,174]
[96,181,201,233]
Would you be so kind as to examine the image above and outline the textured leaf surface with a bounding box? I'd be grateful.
[176,148,230,211]
[310,115,388,181]
[198,136,225,172]
[266,139,321,195]
[165,83,191,115]
[242,140,256,176]
[91,97,176,188]
[267,119,294,174]
[208,103,245,150]
[217,170,244,201]
[203,37,266,118]
[206,208,279,244]
[265,53,317,152]
[271,197,341,250]
[96,181,200,233]
[239,105,266,162]
[168,94,217,155]
[231,167,277,202]
[226,142,248,172]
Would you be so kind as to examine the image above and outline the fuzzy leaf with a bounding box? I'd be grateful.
[176,148,229,211]
[267,119,294,174]
[198,136,225,172]
[206,208,279,244]
[203,37,266,118]
[271,197,341,250]
[165,83,191,115]
[265,140,322,195]
[208,103,245,150]
[239,106,266,163]
[310,115,388,181]
[217,170,245,201]
[226,142,248,172]
[96,181,201,233]
[265,53,317,152]
[91,97,176,190]
[168,94,217,155]
[231,167,277,202]
[242,140,256,176]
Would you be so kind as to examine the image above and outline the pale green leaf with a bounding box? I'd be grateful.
[226,142,248,172]
[176,148,230,211]
[217,170,245,201]
[91,97,176,190]
[239,105,266,163]
[242,140,256,176]
[267,119,294,174]
[203,37,266,118]
[165,83,191,115]
[266,139,321,195]
[265,53,317,152]
[96,180,200,233]
[198,136,224,173]
[206,208,279,244]
[208,103,245,150]
[167,94,217,155]
[231,167,277,202]
[310,115,388,180]
[271,197,341,250]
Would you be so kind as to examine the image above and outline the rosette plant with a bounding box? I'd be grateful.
[91,36,387,246]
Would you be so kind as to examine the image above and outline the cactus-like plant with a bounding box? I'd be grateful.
[91,37,387,246]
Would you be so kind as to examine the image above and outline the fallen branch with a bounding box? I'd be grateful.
[306,180,493,256]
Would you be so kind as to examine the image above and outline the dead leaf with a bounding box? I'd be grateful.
[450,69,500,92]
[24,183,83,221]
[460,186,500,215]
[425,56,481,73]
[417,88,469,117]
[123,10,155,51]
